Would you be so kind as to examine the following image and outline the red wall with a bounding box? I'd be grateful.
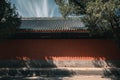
[0,39,120,60]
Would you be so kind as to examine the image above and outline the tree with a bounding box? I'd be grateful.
[55,0,110,18]
[55,0,94,18]
[0,0,21,39]
[101,0,120,37]
[55,0,120,36]
[82,0,120,38]
[82,0,109,36]
[55,0,79,18]
[56,0,120,46]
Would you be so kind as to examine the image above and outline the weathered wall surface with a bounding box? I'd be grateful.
[0,39,119,60]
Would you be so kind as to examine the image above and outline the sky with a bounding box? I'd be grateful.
[10,0,62,17]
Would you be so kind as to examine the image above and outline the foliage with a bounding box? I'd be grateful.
[0,0,21,39]
[55,0,109,17]
[82,0,120,37]
[55,0,110,18]
[55,0,80,18]
[55,0,120,36]
[82,0,107,36]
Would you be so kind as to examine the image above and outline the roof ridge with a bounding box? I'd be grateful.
[22,17,81,20]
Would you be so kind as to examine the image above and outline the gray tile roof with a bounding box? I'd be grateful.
[20,18,85,30]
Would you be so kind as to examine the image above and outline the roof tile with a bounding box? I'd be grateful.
[20,18,86,30]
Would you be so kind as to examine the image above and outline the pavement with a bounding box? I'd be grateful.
[23,76,117,80]
[0,75,117,80]
[0,67,120,80]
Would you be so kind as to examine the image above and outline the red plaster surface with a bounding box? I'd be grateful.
[0,39,120,60]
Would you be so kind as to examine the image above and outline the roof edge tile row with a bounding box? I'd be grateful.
[19,29,89,33]
[22,17,82,20]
